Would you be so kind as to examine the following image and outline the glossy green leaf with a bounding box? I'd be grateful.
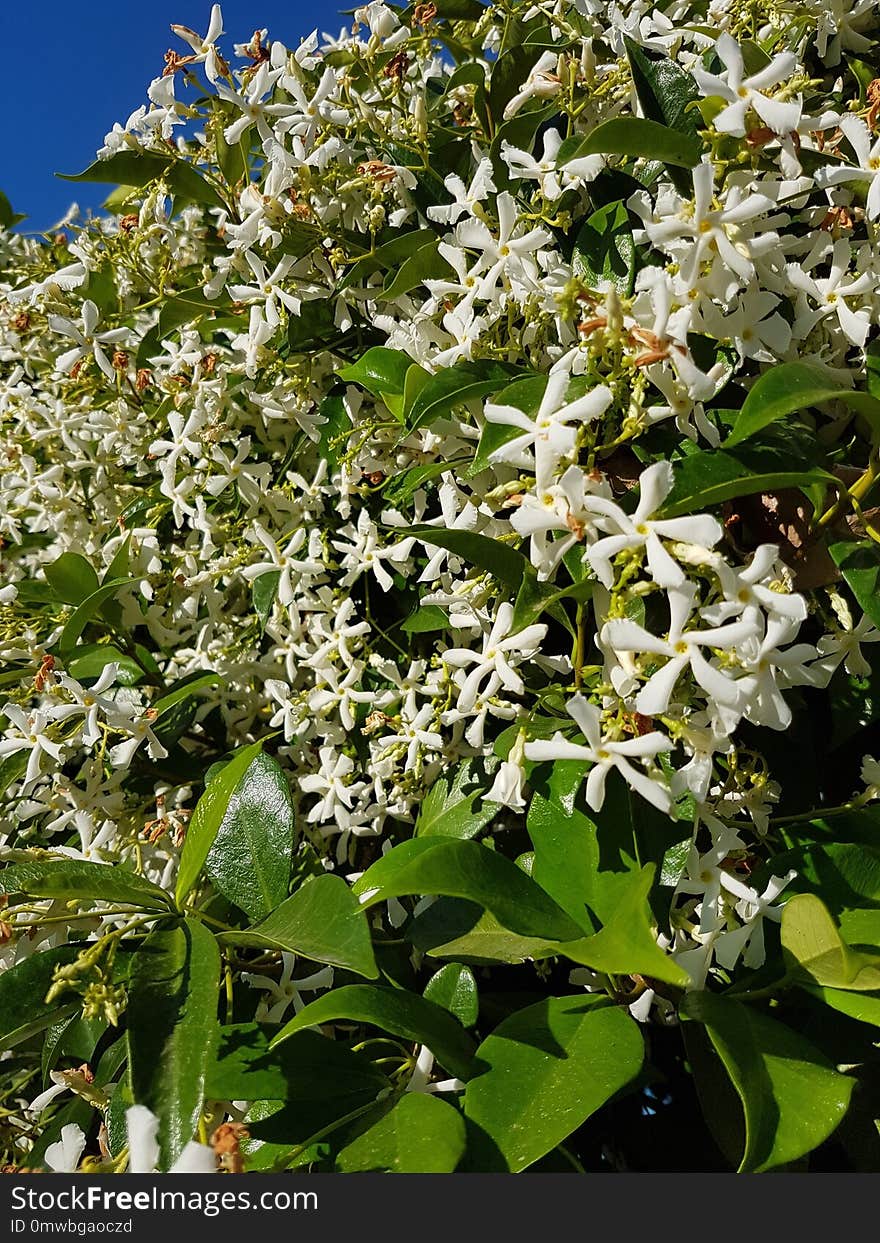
[561,867,689,986]
[562,117,702,169]
[66,643,145,687]
[175,739,266,906]
[407,524,527,588]
[409,898,556,963]
[56,578,137,654]
[317,391,350,467]
[164,160,226,210]
[339,230,436,290]
[203,751,295,922]
[681,991,853,1172]
[337,347,412,398]
[660,446,837,517]
[624,36,702,193]
[406,359,524,432]
[127,919,221,1170]
[804,984,880,1028]
[781,893,880,991]
[352,838,586,942]
[382,241,453,300]
[157,286,232,336]
[58,152,173,187]
[1,859,173,911]
[572,200,636,294]
[400,604,450,633]
[725,362,880,448]
[217,874,378,978]
[44,553,100,605]
[463,996,644,1171]
[0,946,80,1051]
[756,839,880,913]
[830,541,880,633]
[270,984,477,1081]
[205,1023,390,1101]
[337,1092,466,1172]
[415,757,500,839]
[424,963,479,1026]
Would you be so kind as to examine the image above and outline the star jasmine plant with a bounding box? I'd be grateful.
[3,0,880,1176]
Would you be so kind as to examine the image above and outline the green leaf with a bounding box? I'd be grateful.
[65,644,145,687]
[175,739,266,906]
[352,838,586,942]
[151,672,220,718]
[203,752,295,922]
[337,1092,466,1172]
[424,963,479,1026]
[562,866,688,986]
[624,36,702,194]
[270,984,477,1081]
[0,750,29,795]
[759,838,880,914]
[415,757,500,839]
[205,1023,390,1101]
[572,200,636,294]
[337,347,412,399]
[830,541,880,633]
[127,919,220,1171]
[44,553,100,605]
[0,189,19,228]
[382,241,453,300]
[317,391,351,467]
[1,859,173,911]
[58,152,173,187]
[681,991,853,1172]
[217,874,378,978]
[400,604,450,634]
[804,985,880,1028]
[406,359,524,432]
[56,578,137,654]
[164,160,226,210]
[382,456,467,509]
[407,525,526,588]
[660,446,837,517]
[158,286,232,337]
[561,117,702,169]
[781,893,880,991]
[409,898,555,963]
[463,996,644,1171]
[385,454,467,507]
[339,229,436,290]
[0,946,80,1052]
[435,0,485,18]
[725,362,880,448]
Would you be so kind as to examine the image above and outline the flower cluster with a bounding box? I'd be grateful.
[2,0,880,1172]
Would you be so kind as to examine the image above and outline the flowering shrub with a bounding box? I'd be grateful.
[3,0,880,1175]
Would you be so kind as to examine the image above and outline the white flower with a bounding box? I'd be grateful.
[601,583,757,718]
[814,115,880,219]
[49,300,128,382]
[585,461,722,588]
[503,51,562,119]
[692,34,799,136]
[126,1105,216,1173]
[170,4,225,82]
[443,603,546,712]
[524,694,674,813]
[484,370,612,491]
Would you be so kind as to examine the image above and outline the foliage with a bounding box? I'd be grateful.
[2,0,880,1174]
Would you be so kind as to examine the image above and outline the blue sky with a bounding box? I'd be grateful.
[1,1,348,232]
